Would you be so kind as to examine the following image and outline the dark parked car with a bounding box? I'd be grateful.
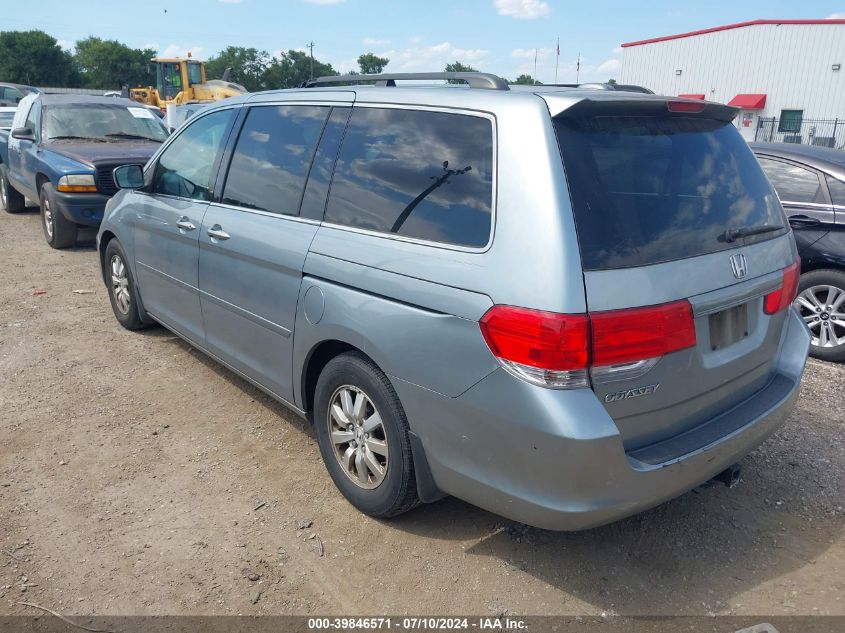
[0,82,39,107]
[751,142,845,361]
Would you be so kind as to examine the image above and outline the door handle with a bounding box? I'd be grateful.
[176,216,196,231]
[788,214,822,229]
[207,224,230,241]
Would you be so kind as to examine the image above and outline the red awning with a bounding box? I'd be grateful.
[678,93,705,100]
[728,93,767,109]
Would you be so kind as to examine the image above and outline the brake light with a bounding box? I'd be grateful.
[764,260,800,314]
[667,100,707,113]
[591,300,696,367]
[479,300,696,389]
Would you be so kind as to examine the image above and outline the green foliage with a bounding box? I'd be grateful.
[357,53,389,75]
[607,78,617,85]
[263,49,337,89]
[512,74,537,85]
[75,37,155,89]
[0,30,78,86]
[444,61,479,84]
[205,46,271,92]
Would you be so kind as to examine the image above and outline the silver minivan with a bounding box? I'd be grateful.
[98,73,810,530]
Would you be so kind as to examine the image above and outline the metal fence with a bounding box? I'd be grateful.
[755,117,845,149]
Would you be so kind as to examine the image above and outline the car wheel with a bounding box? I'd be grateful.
[0,165,26,213]
[104,239,150,331]
[794,268,845,363]
[40,183,76,249]
[314,351,420,518]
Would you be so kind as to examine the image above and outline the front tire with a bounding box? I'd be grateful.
[104,239,149,331]
[40,183,77,249]
[0,165,26,213]
[314,352,420,518]
[794,268,845,362]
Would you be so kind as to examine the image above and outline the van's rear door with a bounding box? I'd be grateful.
[551,96,798,451]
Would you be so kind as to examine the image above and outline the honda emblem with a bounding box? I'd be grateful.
[730,253,748,279]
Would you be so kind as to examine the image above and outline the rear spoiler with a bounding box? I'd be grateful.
[550,94,738,123]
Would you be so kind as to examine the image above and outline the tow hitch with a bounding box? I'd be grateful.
[712,463,742,488]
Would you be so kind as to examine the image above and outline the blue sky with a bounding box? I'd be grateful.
[4,0,844,82]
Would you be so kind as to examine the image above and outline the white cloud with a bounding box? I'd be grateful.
[363,37,390,46]
[452,47,489,62]
[494,0,550,20]
[159,44,205,59]
[511,47,552,59]
[372,41,489,72]
[597,58,621,74]
[219,0,244,3]
[612,46,624,55]
[827,12,845,18]
[56,39,74,51]
[305,0,345,4]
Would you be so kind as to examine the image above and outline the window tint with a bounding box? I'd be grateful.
[758,158,824,204]
[325,107,494,248]
[827,175,845,207]
[152,109,234,200]
[222,105,329,215]
[300,107,350,221]
[555,116,786,271]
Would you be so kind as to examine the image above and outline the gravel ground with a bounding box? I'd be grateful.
[1,207,844,619]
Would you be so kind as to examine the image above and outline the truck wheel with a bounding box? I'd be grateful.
[314,351,420,519]
[0,165,26,213]
[40,183,77,249]
[104,239,150,330]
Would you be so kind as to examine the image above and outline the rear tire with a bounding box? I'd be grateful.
[794,268,845,363]
[40,183,76,249]
[104,239,150,331]
[314,352,420,518]
[0,165,26,213]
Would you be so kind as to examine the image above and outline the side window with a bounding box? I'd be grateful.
[8,88,23,103]
[222,105,329,215]
[325,107,494,248]
[758,158,824,204]
[827,175,845,207]
[152,108,234,200]
[778,110,803,134]
[300,106,350,220]
[24,104,37,135]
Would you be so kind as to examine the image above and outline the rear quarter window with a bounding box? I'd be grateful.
[555,116,785,270]
[324,106,494,248]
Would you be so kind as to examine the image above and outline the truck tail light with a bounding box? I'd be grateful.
[764,260,800,314]
[480,300,697,389]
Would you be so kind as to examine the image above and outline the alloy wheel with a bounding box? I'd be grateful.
[0,175,7,208]
[43,197,54,239]
[327,385,389,489]
[795,285,845,348]
[110,254,131,315]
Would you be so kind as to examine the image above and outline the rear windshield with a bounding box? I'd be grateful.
[555,116,786,270]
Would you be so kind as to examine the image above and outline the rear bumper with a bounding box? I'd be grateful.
[53,191,109,227]
[394,308,810,531]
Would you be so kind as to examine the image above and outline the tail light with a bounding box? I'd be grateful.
[764,260,800,314]
[480,300,696,389]
[667,100,707,113]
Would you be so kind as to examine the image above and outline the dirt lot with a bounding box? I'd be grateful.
[1,207,844,619]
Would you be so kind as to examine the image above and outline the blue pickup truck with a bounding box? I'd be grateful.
[0,93,168,248]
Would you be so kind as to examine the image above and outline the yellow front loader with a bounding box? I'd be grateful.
[129,56,247,109]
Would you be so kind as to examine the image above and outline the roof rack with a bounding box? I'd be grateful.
[302,72,510,91]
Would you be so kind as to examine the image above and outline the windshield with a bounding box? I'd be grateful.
[555,115,787,271]
[42,104,169,142]
[0,111,14,128]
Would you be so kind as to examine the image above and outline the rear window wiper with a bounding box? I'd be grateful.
[720,224,785,243]
[104,133,160,141]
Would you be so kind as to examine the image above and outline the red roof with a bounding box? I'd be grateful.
[678,93,705,100]
[621,19,845,48]
[728,94,767,109]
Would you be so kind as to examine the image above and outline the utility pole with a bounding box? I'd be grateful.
[576,52,581,83]
[307,41,315,80]
[533,48,538,85]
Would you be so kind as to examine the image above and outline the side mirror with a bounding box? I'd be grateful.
[11,127,35,141]
[113,164,145,189]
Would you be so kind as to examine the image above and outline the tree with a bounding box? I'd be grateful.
[0,30,78,86]
[263,49,337,89]
[74,37,155,89]
[357,53,389,75]
[607,78,617,85]
[444,61,478,84]
[512,74,537,85]
[206,46,271,92]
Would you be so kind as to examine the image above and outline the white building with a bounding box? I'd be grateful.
[620,19,845,145]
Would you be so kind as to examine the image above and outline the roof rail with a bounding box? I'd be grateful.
[302,72,510,91]
[541,82,654,94]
